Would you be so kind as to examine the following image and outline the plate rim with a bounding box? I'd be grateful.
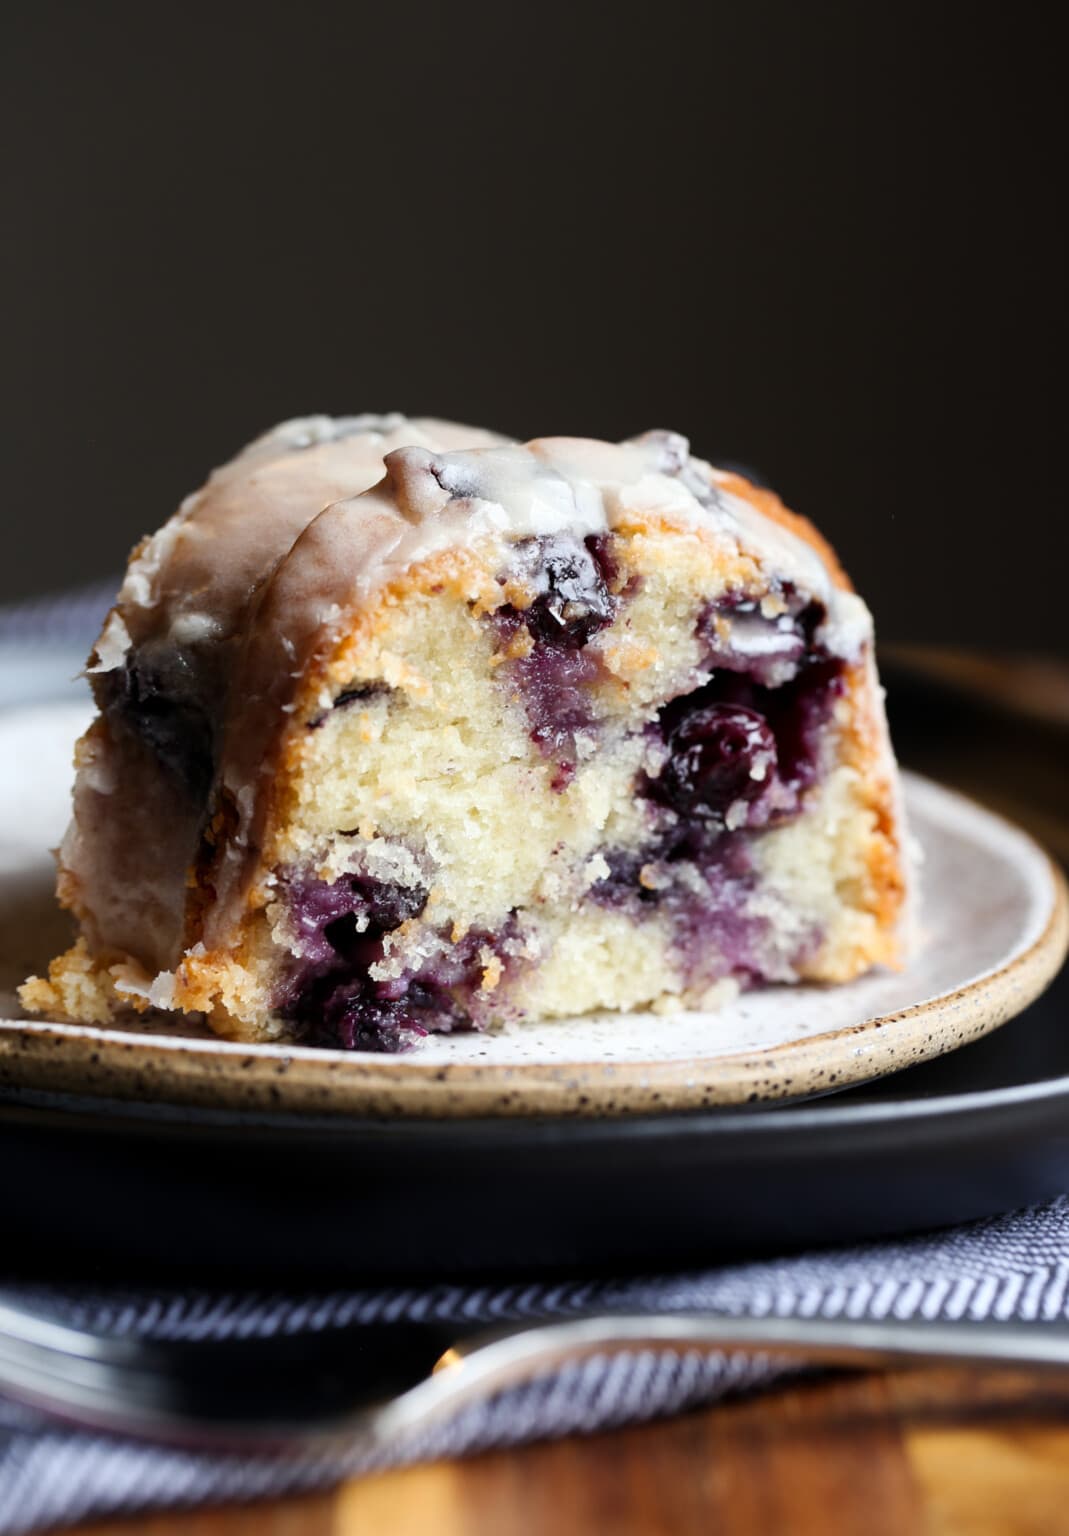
[4,1051,1069,1142]
[2,772,1066,1118]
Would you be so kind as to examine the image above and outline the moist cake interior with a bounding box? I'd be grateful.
[207,529,888,1050]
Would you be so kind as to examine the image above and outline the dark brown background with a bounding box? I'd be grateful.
[2,1,1065,650]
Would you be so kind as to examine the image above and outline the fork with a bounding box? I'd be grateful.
[2,1299,1068,1452]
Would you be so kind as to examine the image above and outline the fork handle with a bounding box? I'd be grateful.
[376,1312,1069,1438]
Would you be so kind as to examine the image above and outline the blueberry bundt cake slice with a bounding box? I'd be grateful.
[22,416,908,1050]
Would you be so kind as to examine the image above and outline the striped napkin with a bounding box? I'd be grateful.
[2,1197,1069,1534]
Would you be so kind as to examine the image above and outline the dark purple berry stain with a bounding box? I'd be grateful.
[299,973,468,1054]
[675,654,845,809]
[505,644,603,756]
[669,590,845,820]
[696,589,823,688]
[655,704,777,821]
[517,536,617,648]
[550,759,576,792]
[490,535,619,772]
[278,868,513,1052]
[99,646,215,803]
[285,871,427,968]
[494,535,617,651]
[667,833,771,986]
[308,681,392,730]
[594,828,771,988]
[595,590,844,989]
[645,666,843,836]
[333,682,390,708]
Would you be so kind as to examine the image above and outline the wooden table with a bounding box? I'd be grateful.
[76,654,1069,1535]
[78,1367,1069,1536]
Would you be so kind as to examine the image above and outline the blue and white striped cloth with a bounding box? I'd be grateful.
[0,582,116,653]
[0,580,114,713]
[2,1198,1069,1534]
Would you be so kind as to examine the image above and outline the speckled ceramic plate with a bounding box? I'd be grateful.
[0,702,1065,1119]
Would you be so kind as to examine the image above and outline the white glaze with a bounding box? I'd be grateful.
[62,415,873,975]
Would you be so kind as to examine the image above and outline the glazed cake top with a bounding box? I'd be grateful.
[90,414,507,675]
[92,413,867,685]
[71,414,873,982]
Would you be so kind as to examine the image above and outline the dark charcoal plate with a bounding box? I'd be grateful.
[1,953,1067,1283]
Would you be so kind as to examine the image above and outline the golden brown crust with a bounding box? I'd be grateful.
[807,655,907,979]
[18,937,126,1024]
[717,472,854,593]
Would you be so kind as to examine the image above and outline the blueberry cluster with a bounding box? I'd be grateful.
[279,869,502,1052]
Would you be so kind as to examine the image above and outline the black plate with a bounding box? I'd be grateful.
[1,956,1066,1283]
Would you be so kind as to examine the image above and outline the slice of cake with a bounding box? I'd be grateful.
[21,415,908,1050]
